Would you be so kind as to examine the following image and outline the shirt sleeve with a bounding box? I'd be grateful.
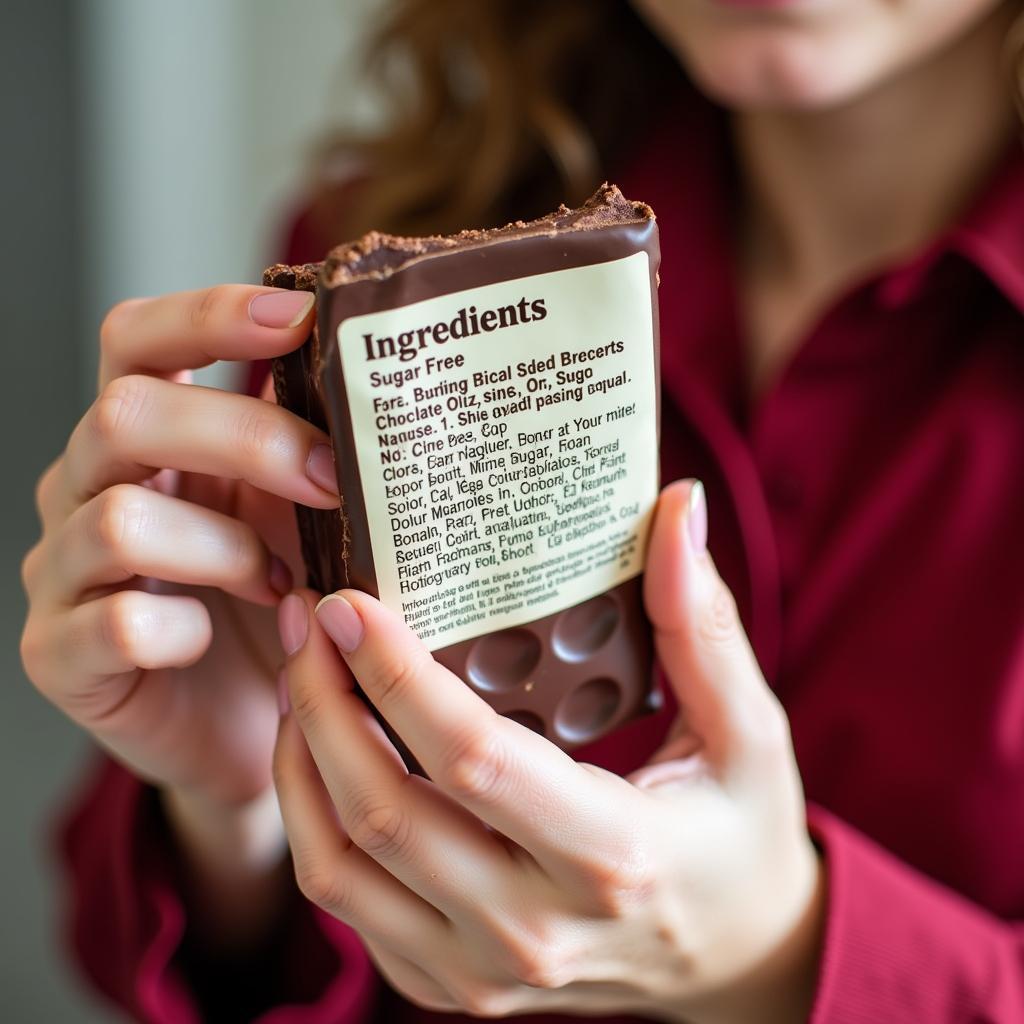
[807,803,1024,1023]
[55,754,379,1024]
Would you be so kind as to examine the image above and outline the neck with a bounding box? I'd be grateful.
[734,8,1019,286]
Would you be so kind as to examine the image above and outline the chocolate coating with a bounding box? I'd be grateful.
[267,184,661,756]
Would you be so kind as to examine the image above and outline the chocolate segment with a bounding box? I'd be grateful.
[268,184,662,754]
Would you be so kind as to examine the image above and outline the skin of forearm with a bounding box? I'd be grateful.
[161,783,292,954]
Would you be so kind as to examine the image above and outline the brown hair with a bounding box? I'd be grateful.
[1010,11,1024,119]
[311,1,1024,242]
[309,0,678,240]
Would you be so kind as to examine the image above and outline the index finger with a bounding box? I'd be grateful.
[98,285,315,388]
[314,590,647,887]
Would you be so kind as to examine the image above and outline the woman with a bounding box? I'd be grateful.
[20,1,1024,1020]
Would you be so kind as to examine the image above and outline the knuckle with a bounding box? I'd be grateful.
[651,912,698,968]
[99,299,138,354]
[100,591,146,662]
[234,405,286,462]
[19,620,46,687]
[345,791,412,860]
[496,927,569,990]
[20,543,43,594]
[439,724,505,803]
[371,649,428,708]
[225,521,266,583]
[511,955,569,992]
[34,459,61,521]
[33,474,48,523]
[451,983,517,1019]
[188,285,229,332]
[580,842,654,917]
[93,484,150,558]
[294,859,353,916]
[695,578,741,650]
[93,375,151,445]
[288,679,327,729]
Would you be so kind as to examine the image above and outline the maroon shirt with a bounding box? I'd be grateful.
[58,97,1024,1023]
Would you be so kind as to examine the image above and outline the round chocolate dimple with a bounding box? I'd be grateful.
[466,629,542,692]
[554,677,622,743]
[552,595,620,663]
[504,710,545,735]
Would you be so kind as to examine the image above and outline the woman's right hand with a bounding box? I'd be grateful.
[19,284,337,823]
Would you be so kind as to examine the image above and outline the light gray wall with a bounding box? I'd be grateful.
[79,0,381,393]
[0,3,107,1020]
[2,3,380,1020]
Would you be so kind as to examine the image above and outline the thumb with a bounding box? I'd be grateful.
[641,480,789,788]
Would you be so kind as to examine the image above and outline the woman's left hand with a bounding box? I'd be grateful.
[272,480,823,1023]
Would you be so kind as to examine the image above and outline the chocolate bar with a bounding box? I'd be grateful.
[266,184,661,752]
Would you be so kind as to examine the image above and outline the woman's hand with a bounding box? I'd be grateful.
[273,480,824,1022]
[19,285,338,942]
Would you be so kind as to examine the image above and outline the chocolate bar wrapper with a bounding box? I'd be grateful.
[267,184,661,752]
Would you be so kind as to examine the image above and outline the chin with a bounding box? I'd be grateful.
[682,32,888,111]
[630,0,1012,116]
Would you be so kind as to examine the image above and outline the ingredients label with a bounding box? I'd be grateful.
[337,251,658,650]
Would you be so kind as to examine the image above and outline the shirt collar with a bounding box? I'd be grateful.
[875,136,1024,316]
[945,137,1024,317]
[625,91,1024,321]
[616,90,741,403]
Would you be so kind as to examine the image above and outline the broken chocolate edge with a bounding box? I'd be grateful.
[266,184,661,752]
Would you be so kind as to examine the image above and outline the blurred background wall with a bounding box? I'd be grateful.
[1,2,380,1019]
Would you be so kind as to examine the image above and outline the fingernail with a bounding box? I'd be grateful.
[248,290,315,329]
[315,594,363,653]
[277,666,290,716]
[268,555,293,598]
[306,443,339,494]
[687,480,707,554]
[277,593,308,655]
